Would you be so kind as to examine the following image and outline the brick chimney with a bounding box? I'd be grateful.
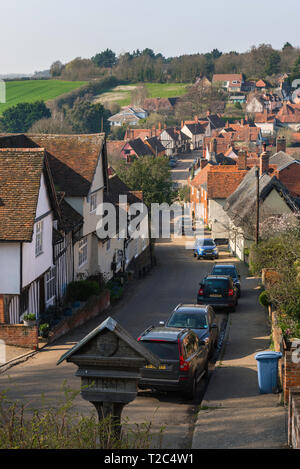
[260,151,269,176]
[276,136,286,153]
[200,158,208,170]
[237,150,247,170]
[210,138,217,154]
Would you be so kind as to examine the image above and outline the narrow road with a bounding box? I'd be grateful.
[0,236,238,449]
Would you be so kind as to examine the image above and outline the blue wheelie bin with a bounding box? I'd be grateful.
[255,351,282,394]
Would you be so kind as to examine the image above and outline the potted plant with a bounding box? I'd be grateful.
[39,323,50,338]
[23,313,36,326]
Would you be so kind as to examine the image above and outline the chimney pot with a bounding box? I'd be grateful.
[237,150,247,170]
[260,151,270,176]
[276,136,286,153]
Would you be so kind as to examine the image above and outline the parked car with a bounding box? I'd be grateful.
[194,238,219,260]
[197,275,238,312]
[137,326,208,399]
[160,304,219,358]
[169,158,177,168]
[211,264,241,297]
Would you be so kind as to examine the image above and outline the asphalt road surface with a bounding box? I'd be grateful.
[0,236,236,449]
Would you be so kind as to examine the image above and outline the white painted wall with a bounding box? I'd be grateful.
[0,243,21,294]
[209,199,231,240]
[22,175,53,288]
[22,213,53,288]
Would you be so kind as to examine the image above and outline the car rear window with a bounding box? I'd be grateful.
[167,312,208,329]
[204,278,230,293]
[212,267,237,277]
[141,341,179,360]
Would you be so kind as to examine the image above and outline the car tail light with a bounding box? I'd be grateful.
[198,288,204,296]
[228,289,234,296]
[137,336,141,341]
[178,339,190,371]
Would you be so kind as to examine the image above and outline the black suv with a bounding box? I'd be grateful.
[197,275,238,312]
[160,304,218,358]
[211,264,241,297]
[138,326,208,399]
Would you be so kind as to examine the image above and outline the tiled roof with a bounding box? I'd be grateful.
[256,80,267,87]
[191,164,248,199]
[145,137,165,154]
[125,128,161,140]
[28,134,106,197]
[107,140,125,157]
[276,103,300,123]
[57,196,83,234]
[184,123,206,135]
[269,151,298,170]
[127,138,151,157]
[212,74,243,86]
[0,148,46,241]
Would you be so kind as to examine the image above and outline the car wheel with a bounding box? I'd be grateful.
[197,255,201,260]
[184,375,197,400]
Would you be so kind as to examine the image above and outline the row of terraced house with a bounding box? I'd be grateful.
[0,133,151,325]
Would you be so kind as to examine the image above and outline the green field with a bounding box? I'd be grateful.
[93,82,190,107]
[0,79,87,114]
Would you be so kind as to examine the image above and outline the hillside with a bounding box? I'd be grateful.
[93,83,189,107]
[0,79,87,114]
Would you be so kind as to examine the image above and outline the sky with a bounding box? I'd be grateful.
[1,0,300,75]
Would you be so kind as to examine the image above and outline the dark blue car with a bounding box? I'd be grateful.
[194,238,219,260]
[211,264,241,297]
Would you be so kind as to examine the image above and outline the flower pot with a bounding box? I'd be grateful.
[23,320,36,327]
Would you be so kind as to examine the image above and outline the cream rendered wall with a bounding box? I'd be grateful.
[0,243,21,294]
[209,199,231,240]
[22,175,53,288]
[98,237,124,281]
[263,189,292,214]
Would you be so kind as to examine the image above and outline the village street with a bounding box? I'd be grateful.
[0,234,254,449]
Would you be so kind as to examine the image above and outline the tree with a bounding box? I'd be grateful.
[29,116,74,134]
[50,60,64,77]
[116,155,173,206]
[175,82,226,120]
[265,50,281,76]
[283,42,294,51]
[91,49,117,68]
[65,99,111,134]
[0,101,51,133]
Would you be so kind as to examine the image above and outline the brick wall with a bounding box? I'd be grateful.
[0,295,4,323]
[48,290,110,344]
[284,351,300,403]
[0,324,38,349]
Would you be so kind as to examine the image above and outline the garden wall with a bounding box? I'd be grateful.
[0,324,38,349]
[48,290,110,344]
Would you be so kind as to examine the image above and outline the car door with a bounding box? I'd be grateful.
[186,333,207,379]
[208,307,218,345]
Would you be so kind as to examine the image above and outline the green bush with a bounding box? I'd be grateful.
[259,290,270,308]
[23,313,36,321]
[66,280,101,302]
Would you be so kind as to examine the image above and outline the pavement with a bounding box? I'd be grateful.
[192,274,288,449]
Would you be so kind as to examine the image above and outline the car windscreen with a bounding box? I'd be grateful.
[141,341,179,360]
[203,278,229,293]
[212,267,237,278]
[196,239,215,247]
[167,312,208,329]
